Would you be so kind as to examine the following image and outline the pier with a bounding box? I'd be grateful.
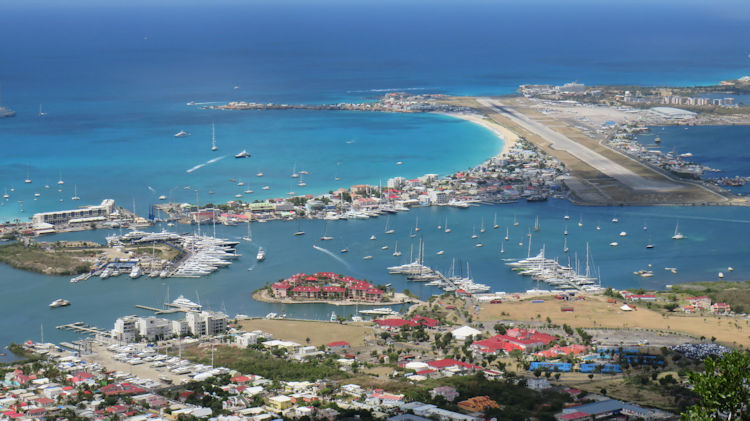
[135,304,185,315]
[56,322,111,338]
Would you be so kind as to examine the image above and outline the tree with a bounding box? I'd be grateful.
[681,350,750,420]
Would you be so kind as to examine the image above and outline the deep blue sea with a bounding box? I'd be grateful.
[1,0,750,351]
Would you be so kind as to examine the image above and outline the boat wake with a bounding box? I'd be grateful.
[186,155,227,173]
[313,245,352,270]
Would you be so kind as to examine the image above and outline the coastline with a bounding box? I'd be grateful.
[439,111,519,159]
[252,288,421,307]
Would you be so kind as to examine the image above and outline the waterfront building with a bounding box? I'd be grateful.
[185,310,229,337]
[112,315,138,342]
[137,316,172,341]
[31,199,115,226]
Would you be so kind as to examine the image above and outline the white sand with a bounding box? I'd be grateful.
[441,112,520,158]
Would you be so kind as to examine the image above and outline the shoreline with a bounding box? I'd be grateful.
[251,288,421,307]
[439,111,519,159]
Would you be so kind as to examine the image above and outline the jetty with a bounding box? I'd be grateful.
[56,322,110,338]
[135,304,185,315]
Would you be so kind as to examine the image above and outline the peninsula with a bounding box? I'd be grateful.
[208,77,750,206]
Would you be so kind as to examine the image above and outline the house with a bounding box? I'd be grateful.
[266,395,293,411]
[711,302,731,314]
[427,359,482,376]
[327,341,350,349]
[430,386,459,402]
[471,336,523,355]
[366,390,405,407]
[457,396,500,413]
[527,378,551,390]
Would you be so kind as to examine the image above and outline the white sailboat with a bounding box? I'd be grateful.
[444,217,451,233]
[320,221,334,240]
[39,104,46,117]
[513,215,519,226]
[414,216,420,232]
[242,220,253,242]
[57,171,64,185]
[504,227,509,241]
[71,185,80,201]
[471,226,478,239]
[534,216,540,232]
[393,241,402,257]
[384,216,394,234]
[290,163,299,178]
[480,218,485,233]
[563,237,569,253]
[499,242,504,254]
[211,122,217,151]
[24,166,31,184]
[492,212,499,229]
[672,222,685,240]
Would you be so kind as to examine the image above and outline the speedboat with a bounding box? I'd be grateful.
[174,130,190,138]
[235,150,251,158]
[49,298,70,308]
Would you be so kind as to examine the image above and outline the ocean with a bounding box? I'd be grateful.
[1,0,750,352]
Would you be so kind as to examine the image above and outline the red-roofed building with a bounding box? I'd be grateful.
[272,281,291,298]
[471,336,523,355]
[231,375,252,384]
[427,359,482,373]
[711,302,731,314]
[536,344,588,359]
[327,341,350,349]
[290,285,321,299]
[365,288,383,301]
[34,398,55,407]
[100,383,146,396]
[496,328,557,350]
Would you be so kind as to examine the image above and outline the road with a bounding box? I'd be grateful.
[477,98,682,193]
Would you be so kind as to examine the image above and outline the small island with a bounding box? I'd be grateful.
[253,272,420,306]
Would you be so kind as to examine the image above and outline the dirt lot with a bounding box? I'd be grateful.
[237,319,375,347]
[477,295,750,348]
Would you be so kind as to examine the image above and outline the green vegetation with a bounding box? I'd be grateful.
[403,374,570,420]
[681,350,750,420]
[0,243,91,275]
[181,345,348,382]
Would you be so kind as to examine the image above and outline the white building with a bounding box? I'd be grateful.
[387,177,407,189]
[186,311,229,337]
[112,315,139,342]
[237,330,273,347]
[137,317,172,341]
[32,199,116,226]
[429,191,449,205]
[450,326,482,341]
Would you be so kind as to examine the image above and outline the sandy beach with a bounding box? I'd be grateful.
[441,111,520,158]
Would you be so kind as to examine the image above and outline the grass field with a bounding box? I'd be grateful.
[237,319,374,347]
[0,243,91,275]
[477,295,750,348]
